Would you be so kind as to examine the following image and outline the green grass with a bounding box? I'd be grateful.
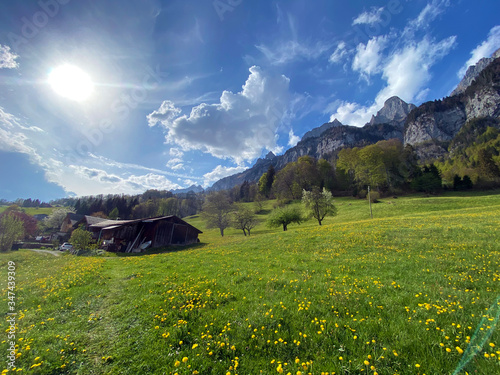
[1,192,500,374]
[0,206,59,216]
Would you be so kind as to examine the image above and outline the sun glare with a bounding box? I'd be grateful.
[48,64,94,102]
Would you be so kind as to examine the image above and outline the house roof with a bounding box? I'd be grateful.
[66,213,84,225]
[89,219,138,229]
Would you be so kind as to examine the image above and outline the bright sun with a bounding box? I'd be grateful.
[48,64,94,102]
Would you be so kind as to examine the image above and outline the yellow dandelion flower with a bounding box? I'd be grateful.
[182,357,188,363]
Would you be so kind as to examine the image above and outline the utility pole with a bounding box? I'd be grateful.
[368,185,373,219]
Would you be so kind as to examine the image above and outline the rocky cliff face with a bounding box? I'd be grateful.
[451,48,500,96]
[211,121,404,191]
[404,104,467,145]
[404,57,500,147]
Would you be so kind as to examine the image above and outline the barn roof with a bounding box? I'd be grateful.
[84,215,108,225]
[89,215,202,233]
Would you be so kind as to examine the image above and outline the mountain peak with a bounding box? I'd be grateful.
[301,119,343,141]
[369,96,416,127]
[265,151,276,160]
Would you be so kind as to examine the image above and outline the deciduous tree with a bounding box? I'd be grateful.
[302,188,337,226]
[0,213,25,252]
[232,205,259,236]
[202,191,233,237]
[43,208,75,230]
[267,205,304,231]
[69,225,93,253]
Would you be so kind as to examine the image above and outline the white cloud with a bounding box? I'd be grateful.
[0,107,39,157]
[256,40,332,66]
[62,166,181,196]
[148,66,290,163]
[408,0,449,31]
[330,36,457,127]
[329,41,349,64]
[0,107,186,197]
[203,165,247,187]
[329,101,378,128]
[352,36,388,79]
[166,157,184,171]
[458,25,500,77]
[352,7,384,26]
[0,45,18,69]
[288,129,301,147]
[169,148,184,158]
[147,100,182,127]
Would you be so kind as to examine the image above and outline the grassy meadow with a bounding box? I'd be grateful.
[0,206,58,216]
[1,192,500,374]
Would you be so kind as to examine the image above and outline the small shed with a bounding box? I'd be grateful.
[89,216,202,252]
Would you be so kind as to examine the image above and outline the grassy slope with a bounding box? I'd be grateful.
[1,192,499,374]
[0,206,59,216]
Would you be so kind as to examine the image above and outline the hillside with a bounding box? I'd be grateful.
[1,192,499,374]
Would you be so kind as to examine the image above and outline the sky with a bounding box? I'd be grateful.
[1,0,500,201]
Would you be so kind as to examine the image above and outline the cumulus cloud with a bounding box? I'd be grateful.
[203,165,247,187]
[330,36,457,126]
[352,7,384,26]
[147,100,182,127]
[288,129,301,147]
[0,45,18,69]
[148,66,290,163]
[352,36,388,79]
[458,25,500,78]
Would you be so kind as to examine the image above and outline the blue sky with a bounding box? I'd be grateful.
[1,0,499,201]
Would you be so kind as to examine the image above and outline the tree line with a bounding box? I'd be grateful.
[51,190,203,220]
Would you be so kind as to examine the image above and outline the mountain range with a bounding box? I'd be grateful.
[210,50,500,191]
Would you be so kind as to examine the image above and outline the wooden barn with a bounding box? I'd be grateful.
[60,213,84,233]
[89,216,202,252]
